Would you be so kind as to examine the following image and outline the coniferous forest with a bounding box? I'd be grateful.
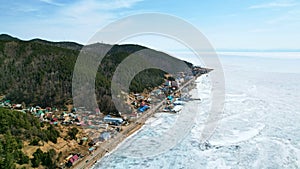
[0,34,194,168]
[0,34,191,113]
[0,108,59,169]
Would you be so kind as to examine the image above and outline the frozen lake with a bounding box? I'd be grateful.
[93,55,300,169]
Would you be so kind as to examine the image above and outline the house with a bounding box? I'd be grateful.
[150,89,162,96]
[167,95,174,102]
[125,112,139,122]
[103,115,123,125]
[99,123,108,129]
[138,105,149,112]
[171,81,178,90]
[3,100,11,107]
[88,147,95,152]
[99,132,111,141]
[12,104,22,109]
[164,81,171,87]
[66,154,79,167]
[136,95,144,100]
[65,154,73,162]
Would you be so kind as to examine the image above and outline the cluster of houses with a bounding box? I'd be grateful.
[0,65,208,168]
[27,106,82,126]
[126,66,207,117]
[125,72,192,117]
[65,153,84,167]
[192,66,210,76]
[0,100,25,110]
[160,95,183,113]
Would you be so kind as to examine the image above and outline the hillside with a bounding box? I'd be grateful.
[0,108,60,169]
[0,34,192,114]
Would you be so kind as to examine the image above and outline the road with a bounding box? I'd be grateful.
[73,76,197,169]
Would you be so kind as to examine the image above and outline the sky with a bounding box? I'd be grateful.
[1,0,300,52]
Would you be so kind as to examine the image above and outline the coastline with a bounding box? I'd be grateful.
[73,75,200,169]
[86,57,300,169]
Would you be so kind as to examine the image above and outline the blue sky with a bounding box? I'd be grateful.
[1,0,300,51]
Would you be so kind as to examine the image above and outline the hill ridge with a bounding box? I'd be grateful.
[0,34,192,114]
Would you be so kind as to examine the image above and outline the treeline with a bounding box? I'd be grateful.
[129,68,165,93]
[0,34,191,114]
[31,148,57,169]
[0,132,29,169]
[0,39,78,107]
[0,108,59,143]
[0,108,60,168]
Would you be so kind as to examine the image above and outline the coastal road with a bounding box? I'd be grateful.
[73,76,197,169]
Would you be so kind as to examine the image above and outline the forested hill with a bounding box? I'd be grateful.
[0,34,192,113]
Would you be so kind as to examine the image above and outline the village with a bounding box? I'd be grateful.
[0,66,209,168]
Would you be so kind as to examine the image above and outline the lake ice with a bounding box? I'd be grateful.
[93,55,300,169]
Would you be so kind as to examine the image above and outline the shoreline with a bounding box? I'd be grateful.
[73,75,200,169]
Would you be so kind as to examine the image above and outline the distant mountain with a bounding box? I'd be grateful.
[28,38,83,51]
[0,34,20,41]
[0,34,193,113]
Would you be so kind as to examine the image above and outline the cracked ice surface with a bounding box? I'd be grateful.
[93,55,300,169]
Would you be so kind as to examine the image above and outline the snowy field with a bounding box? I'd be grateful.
[93,55,300,169]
